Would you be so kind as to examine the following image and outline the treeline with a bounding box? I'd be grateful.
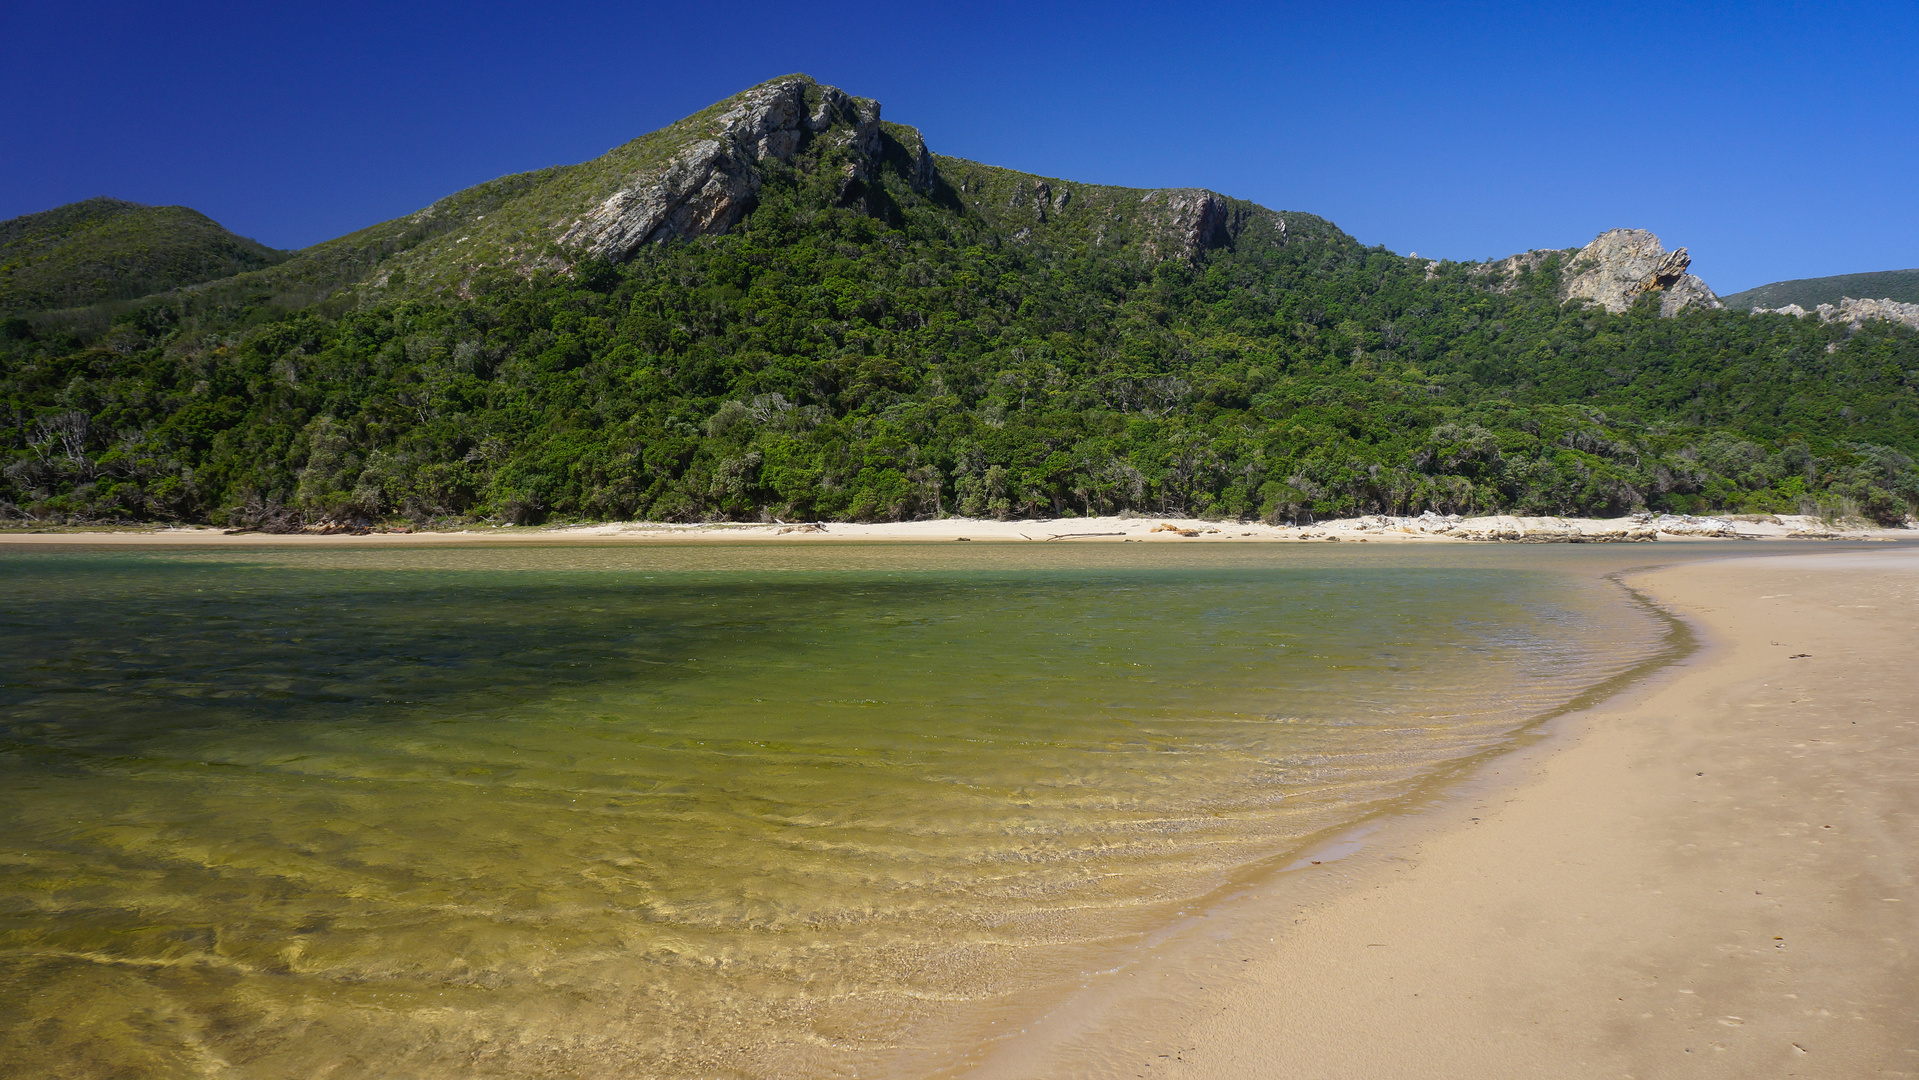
[4,161,1919,527]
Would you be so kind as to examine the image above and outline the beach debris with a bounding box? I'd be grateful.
[1043,532,1125,541]
[953,536,971,541]
[1789,653,1811,658]
[775,523,826,534]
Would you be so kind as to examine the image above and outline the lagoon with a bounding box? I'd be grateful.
[0,542,1671,1078]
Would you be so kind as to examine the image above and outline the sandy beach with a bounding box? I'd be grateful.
[961,547,1918,1078]
[0,511,1908,546]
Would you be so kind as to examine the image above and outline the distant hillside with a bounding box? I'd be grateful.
[4,76,1917,530]
[1723,268,1919,311]
[0,198,289,313]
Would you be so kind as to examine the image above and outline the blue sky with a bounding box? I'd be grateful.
[4,0,1913,294]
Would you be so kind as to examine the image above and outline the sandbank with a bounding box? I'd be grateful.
[0,511,1907,546]
[960,548,1919,1078]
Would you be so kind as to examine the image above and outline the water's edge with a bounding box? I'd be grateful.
[941,563,1704,1079]
[8,543,1808,1079]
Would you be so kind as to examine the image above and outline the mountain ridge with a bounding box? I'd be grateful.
[7,76,1744,330]
[1722,269,1919,312]
[3,75,1359,324]
[4,76,1916,529]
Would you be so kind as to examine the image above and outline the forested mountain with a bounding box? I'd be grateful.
[4,76,1917,528]
[0,199,287,314]
[1723,268,1919,312]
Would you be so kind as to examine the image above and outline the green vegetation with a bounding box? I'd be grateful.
[0,198,287,314]
[1722,268,1919,311]
[4,81,1917,529]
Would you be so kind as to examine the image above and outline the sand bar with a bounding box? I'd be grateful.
[960,547,1918,1078]
[0,512,1907,546]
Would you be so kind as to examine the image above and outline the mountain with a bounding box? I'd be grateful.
[1722,269,1919,312]
[121,76,1311,320]
[0,198,287,313]
[7,76,1711,326]
[4,76,1917,528]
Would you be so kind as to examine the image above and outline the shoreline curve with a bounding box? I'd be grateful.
[954,547,1919,1079]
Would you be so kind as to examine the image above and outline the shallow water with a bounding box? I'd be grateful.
[1,542,1669,1078]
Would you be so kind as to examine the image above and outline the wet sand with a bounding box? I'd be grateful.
[964,548,1919,1078]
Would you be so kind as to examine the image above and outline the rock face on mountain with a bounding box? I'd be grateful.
[1757,296,1919,332]
[1477,229,1721,316]
[559,79,880,260]
[1139,190,1258,262]
[1563,229,1720,315]
[1653,268,1722,317]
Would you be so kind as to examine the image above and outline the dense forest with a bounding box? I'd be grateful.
[4,88,1917,528]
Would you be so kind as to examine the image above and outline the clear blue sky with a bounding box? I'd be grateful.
[4,0,1913,294]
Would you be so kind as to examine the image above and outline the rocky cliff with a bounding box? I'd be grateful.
[559,79,881,260]
[1138,189,1258,262]
[1477,228,1721,316]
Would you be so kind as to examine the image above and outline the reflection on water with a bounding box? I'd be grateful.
[1,543,1662,1078]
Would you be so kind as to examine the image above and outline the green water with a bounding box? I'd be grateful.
[0,543,1665,1078]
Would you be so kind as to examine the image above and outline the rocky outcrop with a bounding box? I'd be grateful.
[560,79,881,261]
[1831,296,1919,330]
[1561,229,1720,315]
[1759,295,1919,332]
[1476,229,1721,317]
[1138,190,1256,262]
[1656,269,1721,317]
[895,129,937,194]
